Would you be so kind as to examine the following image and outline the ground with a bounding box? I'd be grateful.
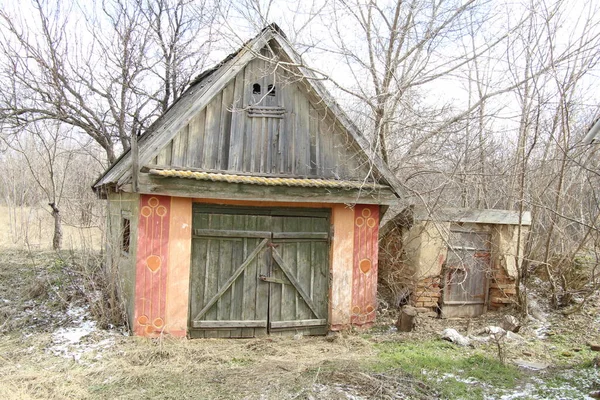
[0,249,599,400]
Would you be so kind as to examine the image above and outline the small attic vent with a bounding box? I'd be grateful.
[252,83,261,94]
[247,106,285,118]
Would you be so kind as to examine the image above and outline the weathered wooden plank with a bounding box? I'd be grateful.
[297,217,314,319]
[188,109,206,168]
[192,320,267,328]
[288,92,297,173]
[272,248,322,320]
[242,62,256,172]
[260,117,269,173]
[270,319,326,329]
[190,235,208,328]
[203,92,222,171]
[228,71,246,171]
[156,140,172,166]
[241,215,256,337]
[413,207,532,226]
[309,105,318,176]
[204,216,220,331]
[295,89,310,175]
[254,215,270,337]
[218,81,234,170]
[217,215,234,333]
[193,238,268,322]
[193,229,271,239]
[134,174,399,205]
[272,232,328,240]
[171,125,188,167]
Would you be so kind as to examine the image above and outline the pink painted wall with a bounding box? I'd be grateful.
[351,205,379,327]
[134,195,171,336]
[132,195,380,336]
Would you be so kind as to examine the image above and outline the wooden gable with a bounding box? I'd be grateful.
[94,25,404,202]
[149,44,370,181]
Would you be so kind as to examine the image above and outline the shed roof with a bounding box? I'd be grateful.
[93,24,404,200]
[412,207,532,226]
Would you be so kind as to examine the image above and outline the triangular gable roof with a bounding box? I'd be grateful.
[94,24,404,198]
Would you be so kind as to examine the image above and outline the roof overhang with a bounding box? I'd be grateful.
[583,118,600,145]
[412,207,532,226]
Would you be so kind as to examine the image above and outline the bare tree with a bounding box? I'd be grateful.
[0,0,217,165]
[0,122,77,250]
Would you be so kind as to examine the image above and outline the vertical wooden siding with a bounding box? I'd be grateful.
[152,55,369,180]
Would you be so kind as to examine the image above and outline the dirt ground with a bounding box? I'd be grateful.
[0,250,599,399]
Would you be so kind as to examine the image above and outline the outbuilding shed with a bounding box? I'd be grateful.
[93,25,403,338]
[379,207,531,318]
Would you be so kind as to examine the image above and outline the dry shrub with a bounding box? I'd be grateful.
[546,253,599,308]
[378,225,416,309]
[50,251,126,329]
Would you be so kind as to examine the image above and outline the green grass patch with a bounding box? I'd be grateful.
[372,339,523,399]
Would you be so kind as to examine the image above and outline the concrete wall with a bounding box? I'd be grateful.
[404,221,526,313]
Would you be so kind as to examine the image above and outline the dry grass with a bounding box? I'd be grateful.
[0,332,381,399]
[1,244,598,399]
[0,205,102,251]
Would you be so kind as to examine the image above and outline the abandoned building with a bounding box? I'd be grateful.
[379,207,531,318]
[93,24,403,338]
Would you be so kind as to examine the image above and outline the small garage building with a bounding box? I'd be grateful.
[93,25,403,337]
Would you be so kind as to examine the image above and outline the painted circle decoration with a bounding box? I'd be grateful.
[366,305,374,313]
[156,205,167,217]
[352,306,361,315]
[362,208,371,218]
[359,258,372,274]
[153,317,164,328]
[146,255,162,272]
[138,315,149,325]
[148,197,160,207]
[141,206,152,218]
[355,217,365,227]
[367,218,376,228]
[145,325,155,335]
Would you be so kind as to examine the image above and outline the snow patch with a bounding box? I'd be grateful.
[47,304,116,362]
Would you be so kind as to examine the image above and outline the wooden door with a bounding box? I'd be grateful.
[189,206,330,338]
[268,215,329,335]
[441,230,491,318]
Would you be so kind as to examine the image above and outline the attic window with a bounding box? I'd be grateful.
[267,84,276,96]
[253,83,261,94]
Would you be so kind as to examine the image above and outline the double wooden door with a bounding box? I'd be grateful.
[189,206,330,338]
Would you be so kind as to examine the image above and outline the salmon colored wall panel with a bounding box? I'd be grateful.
[351,205,379,326]
[134,195,171,336]
[165,197,192,337]
[330,204,355,329]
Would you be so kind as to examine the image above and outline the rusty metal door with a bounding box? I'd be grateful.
[441,230,491,318]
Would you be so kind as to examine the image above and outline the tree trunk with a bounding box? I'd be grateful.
[396,305,418,332]
[49,202,62,251]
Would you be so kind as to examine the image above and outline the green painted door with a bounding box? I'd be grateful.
[189,206,330,338]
